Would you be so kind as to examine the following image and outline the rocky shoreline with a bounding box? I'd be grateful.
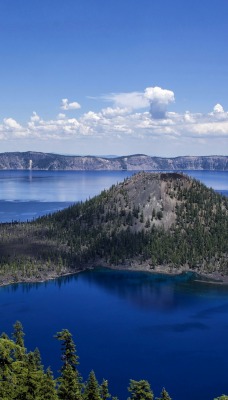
[1,260,227,288]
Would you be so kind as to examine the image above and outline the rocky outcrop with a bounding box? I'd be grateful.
[0,151,227,170]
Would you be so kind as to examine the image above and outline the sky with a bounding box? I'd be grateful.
[0,0,227,157]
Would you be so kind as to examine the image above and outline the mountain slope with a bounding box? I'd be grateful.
[0,151,227,170]
[0,172,227,285]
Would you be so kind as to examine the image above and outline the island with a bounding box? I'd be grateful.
[0,172,227,286]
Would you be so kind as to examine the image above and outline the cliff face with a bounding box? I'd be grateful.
[0,152,227,170]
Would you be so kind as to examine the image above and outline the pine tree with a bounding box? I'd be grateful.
[128,379,154,400]
[100,379,111,400]
[55,329,79,370]
[58,363,82,400]
[12,320,26,361]
[84,370,101,400]
[0,337,17,399]
[37,367,58,400]
[214,397,228,400]
[156,387,172,400]
[55,329,82,400]
[12,320,25,348]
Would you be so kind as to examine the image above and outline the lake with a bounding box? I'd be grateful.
[0,170,228,400]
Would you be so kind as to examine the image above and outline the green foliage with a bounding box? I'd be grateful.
[58,363,82,400]
[55,329,79,370]
[84,370,101,400]
[39,368,58,400]
[128,379,154,400]
[100,379,111,400]
[156,387,172,400]
[214,396,228,400]
[55,329,82,400]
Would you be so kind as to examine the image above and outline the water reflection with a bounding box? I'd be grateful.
[78,268,228,312]
[143,321,209,333]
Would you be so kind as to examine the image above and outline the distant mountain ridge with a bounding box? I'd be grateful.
[0,151,227,170]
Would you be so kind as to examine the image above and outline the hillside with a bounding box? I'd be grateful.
[0,151,227,170]
[0,172,227,286]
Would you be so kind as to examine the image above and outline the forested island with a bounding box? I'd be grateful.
[0,151,227,170]
[0,172,227,286]
[0,322,227,400]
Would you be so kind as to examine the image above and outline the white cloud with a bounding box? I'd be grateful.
[0,93,227,154]
[101,107,130,117]
[61,98,81,111]
[102,91,148,110]
[213,104,224,113]
[4,117,22,130]
[30,112,40,122]
[102,86,175,119]
[58,113,66,119]
[144,86,175,105]
[144,86,175,119]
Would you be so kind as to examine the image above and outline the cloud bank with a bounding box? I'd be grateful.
[0,87,227,154]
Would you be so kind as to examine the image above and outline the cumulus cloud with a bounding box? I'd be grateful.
[30,112,40,122]
[61,98,81,111]
[0,92,227,152]
[58,113,66,119]
[4,118,22,130]
[213,103,224,113]
[102,86,175,119]
[101,107,130,117]
[144,86,175,119]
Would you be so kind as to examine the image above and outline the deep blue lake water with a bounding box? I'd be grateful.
[0,170,228,400]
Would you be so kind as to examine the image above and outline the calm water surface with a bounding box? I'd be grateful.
[1,269,228,400]
[0,170,228,400]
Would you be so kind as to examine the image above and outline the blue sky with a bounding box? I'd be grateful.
[0,0,227,156]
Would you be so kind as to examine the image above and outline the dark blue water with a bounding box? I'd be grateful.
[0,170,228,399]
[1,269,228,400]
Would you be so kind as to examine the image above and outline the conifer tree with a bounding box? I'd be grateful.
[12,320,26,361]
[37,367,58,400]
[214,396,228,400]
[58,363,82,400]
[84,370,101,400]
[0,337,17,399]
[128,379,154,400]
[55,329,82,400]
[156,387,172,400]
[55,329,79,370]
[12,320,25,348]
[100,379,111,400]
